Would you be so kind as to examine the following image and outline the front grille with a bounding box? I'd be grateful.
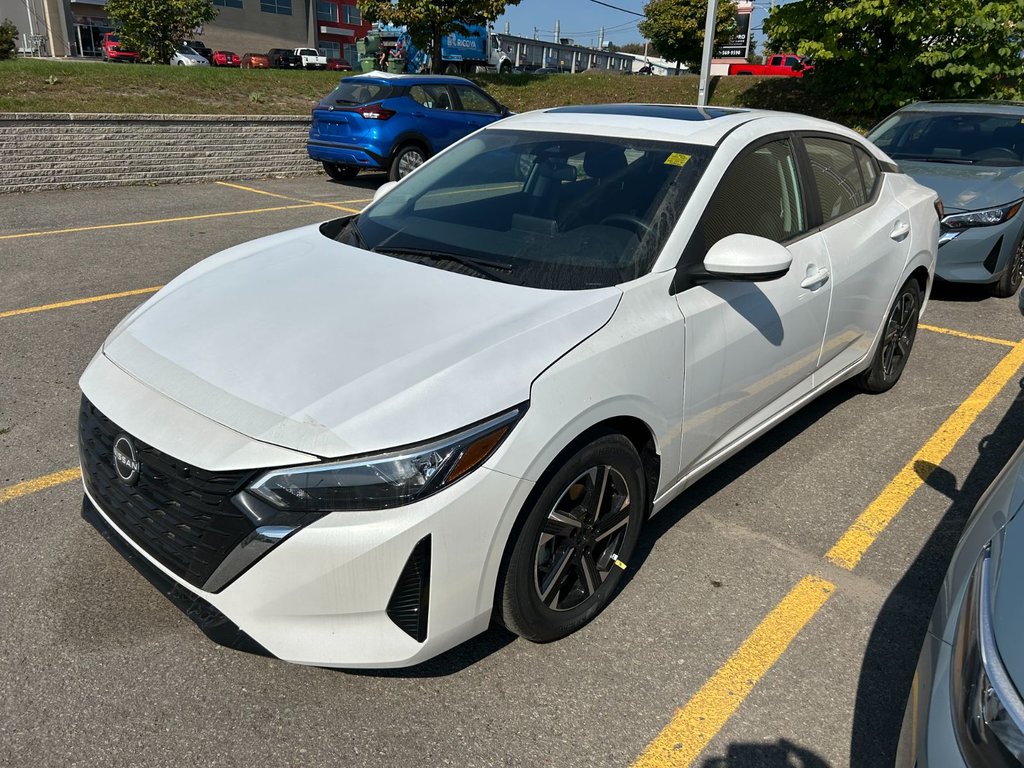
[78,396,257,590]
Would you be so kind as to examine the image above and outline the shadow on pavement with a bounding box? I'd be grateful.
[702,738,832,767]
[848,375,1024,766]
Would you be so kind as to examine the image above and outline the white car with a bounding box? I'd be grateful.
[170,46,210,66]
[78,105,939,668]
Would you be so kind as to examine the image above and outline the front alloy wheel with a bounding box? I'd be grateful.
[498,434,646,642]
[992,235,1024,298]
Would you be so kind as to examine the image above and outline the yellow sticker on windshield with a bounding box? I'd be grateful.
[665,152,691,167]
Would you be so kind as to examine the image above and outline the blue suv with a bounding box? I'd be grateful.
[307,73,510,182]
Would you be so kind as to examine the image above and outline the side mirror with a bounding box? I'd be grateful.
[499,105,512,117]
[372,180,398,202]
[703,234,792,281]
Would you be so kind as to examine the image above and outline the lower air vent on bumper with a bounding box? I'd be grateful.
[386,535,431,642]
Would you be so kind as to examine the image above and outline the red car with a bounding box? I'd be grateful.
[240,53,270,69]
[101,32,139,63]
[326,58,352,72]
[211,50,241,67]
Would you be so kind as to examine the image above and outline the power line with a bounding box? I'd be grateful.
[585,0,645,17]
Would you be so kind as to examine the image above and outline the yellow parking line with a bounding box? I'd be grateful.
[0,202,321,241]
[919,324,1016,348]
[827,338,1024,569]
[0,286,162,319]
[0,468,80,504]
[632,575,836,768]
[215,181,362,213]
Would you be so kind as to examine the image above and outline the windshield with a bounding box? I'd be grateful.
[869,110,1024,167]
[334,130,712,290]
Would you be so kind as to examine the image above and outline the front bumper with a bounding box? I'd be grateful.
[936,217,1024,285]
[82,437,531,669]
[895,631,967,768]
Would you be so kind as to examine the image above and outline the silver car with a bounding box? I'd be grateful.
[895,372,1024,764]
[868,101,1024,298]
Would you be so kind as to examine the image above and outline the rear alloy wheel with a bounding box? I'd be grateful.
[991,234,1024,298]
[498,434,646,642]
[389,145,426,181]
[322,162,359,182]
[857,278,921,393]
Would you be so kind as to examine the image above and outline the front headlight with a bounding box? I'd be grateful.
[951,544,1024,766]
[246,406,524,513]
[942,200,1023,230]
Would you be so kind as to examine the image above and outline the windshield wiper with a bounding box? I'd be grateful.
[375,247,516,284]
[890,153,976,165]
[337,216,366,248]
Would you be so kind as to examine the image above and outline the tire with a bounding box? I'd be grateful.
[857,278,922,394]
[322,162,359,181]
[991,233,1024,298]
[389,144,426,181]
[499,60,512,74]
[497,434,646,642]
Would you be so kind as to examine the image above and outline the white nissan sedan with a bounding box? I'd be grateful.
[78,105,938,668]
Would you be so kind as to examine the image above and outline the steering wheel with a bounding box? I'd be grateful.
[600,214,653,237]
[969,147,1019,161]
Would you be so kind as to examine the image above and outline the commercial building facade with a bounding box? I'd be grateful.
[0,0,370,62]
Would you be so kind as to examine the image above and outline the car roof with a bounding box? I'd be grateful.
[346,72,476,87]
[494,104,857,147]
[898,100,1024,116]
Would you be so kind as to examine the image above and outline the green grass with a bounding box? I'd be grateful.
[0,58,832,121]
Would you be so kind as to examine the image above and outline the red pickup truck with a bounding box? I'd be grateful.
[101,32,139,63]
[729,53,813,77]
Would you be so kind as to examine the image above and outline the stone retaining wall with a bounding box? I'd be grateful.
[0,113,317,194]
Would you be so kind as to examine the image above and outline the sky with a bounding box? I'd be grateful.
[493,0,796,51]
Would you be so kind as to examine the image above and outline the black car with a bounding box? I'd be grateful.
[183,39,212,63]
[267,48,301,69]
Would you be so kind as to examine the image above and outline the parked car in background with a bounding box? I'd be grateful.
[170,47,211,67]
[868,101,1024,297]
[183,40,212,63]
[241,53,270,69]
[326,58,352,72]
[101,32,139,63]
[79,104,938,669]
[211,50,240,67]
[294,47,327,70]
[268,48,302,69]
[307,73,510,181]
[729,53,813,77]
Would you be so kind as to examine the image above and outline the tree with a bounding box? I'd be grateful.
[765,0,1024,121]
[0,18,17,60]
[357,1,521,73]
[105,0,217,64]
[638,0,737,73]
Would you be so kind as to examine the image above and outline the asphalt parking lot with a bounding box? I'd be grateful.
[3,175,1024,768]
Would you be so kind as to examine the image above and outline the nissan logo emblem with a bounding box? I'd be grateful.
[112,434,140,486]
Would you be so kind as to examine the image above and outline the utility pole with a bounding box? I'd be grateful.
[697,0,719,106]
[554,19,560,43]
[598,26,604,49]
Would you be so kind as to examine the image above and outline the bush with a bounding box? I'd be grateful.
[0,18,17,61]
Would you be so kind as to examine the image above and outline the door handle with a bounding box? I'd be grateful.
[411,111,426,118]
[890,222,910,241]
[801,267,830,289]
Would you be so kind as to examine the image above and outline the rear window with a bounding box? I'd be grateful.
[321,81,396,106]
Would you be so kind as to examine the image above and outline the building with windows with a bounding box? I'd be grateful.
[0,0,370,61]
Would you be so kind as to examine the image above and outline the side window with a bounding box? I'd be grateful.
[855,146,879,198]
[453,86,499,114]
[769,55,782,66]
[785,56,799,68]
[408,85,452,110]
[701,139,807,251]
[804,137,867,223]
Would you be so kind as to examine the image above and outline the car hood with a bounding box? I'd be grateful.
[993,504,1024,693]
[101,224,621,459]
[898,161,1024,213]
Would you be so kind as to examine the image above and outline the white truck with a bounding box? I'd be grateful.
[293,47,327,70]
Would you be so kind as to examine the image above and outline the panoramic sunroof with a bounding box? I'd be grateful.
[546,104,745,121]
